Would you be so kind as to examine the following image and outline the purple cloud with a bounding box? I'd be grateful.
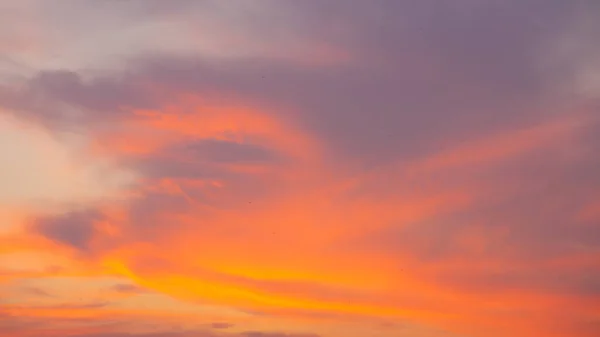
[32,210,104,251]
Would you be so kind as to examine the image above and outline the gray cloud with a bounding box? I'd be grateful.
[111,283,150,294]
[171,139,281,165]
[241,332,319,337]
[2,1,595,168]
[0,316,318,337]
[210,322,234,330]
[32,209,104,251]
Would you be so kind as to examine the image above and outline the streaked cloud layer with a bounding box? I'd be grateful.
[1,1,599,337]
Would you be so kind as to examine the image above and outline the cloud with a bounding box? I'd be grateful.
[28,70,150,115]
[0,310,317,337]
[22,286,52,297]
[241,332,319,337]
[0,1,586,166]
[32,210,104,252]
[111,283,149,295]
[54,302,110,309]
[210,322,234,330]
[170,139,282,165]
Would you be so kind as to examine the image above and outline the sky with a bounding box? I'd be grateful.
[0,1,599,337]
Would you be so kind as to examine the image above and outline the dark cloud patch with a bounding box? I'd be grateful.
[27,71,145,113]
[136,156,230,181]
[54,301,110,309]
[63,332,212,337]
[0,314,319,337]
[210,322,233,330]
[61,331,319,337]
[32,209,104,252]
[111,283,149,294]
[0,70,152,131]
[135,138,283,180]
[22,286,52,297]
[241,332,320,337]
[171,139,281,165]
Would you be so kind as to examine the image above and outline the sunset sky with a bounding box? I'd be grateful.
[0,1,599,337]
